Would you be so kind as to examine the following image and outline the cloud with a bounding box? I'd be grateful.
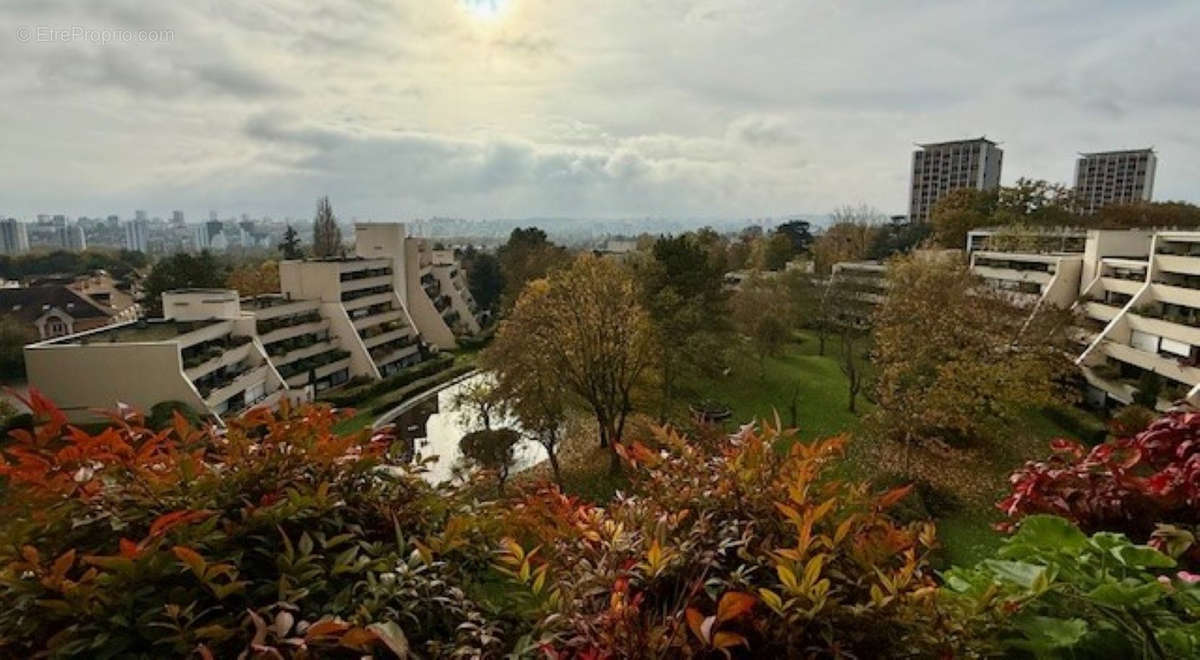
[0,0,1199,219]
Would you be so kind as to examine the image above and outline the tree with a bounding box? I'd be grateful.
[837,326,868,413]
[930,188,997,249]
[811,205,884,273]
[226,260,280,298]
[631,233,731,418]
[1095,200,1200,229]
[453,379,507,431]
[311,196,342,258]
[871,253,1075,450]
[479,341,568,486]
[459,428,520,495]
[867,216,932,259]
[484,254,655,474]
[141,251,227,316]
[763,231,796,271]
[732,275,790,380]
[775,219,814,254]
[496,227,569,309]
[994,177,1077,226]
[278,224,302,259]
[459,246,502,311]
[0,317,34,381]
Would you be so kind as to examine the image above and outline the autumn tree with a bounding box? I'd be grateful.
[460,428,520,495]
[871,253,1076,450]
[837,325,869,414]
[763,231,796,270]
[1094,200,1200,229]
[930,188,997,249]
[732,275,790,379]
[811,205,884,273]
[141,251,226,316]
[478,338,568,486]
[278,224,302,259]
[496,227,569,309]
[311,196,342,258]
[484,254,655,474]
[994,178,1078,226]
[226,260,280,298]
[459,246,503,311]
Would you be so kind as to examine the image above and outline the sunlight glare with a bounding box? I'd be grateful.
[461,0,509,21]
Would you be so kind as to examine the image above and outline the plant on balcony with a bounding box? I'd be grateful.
[1132,371,1163,407]
[1091,362,1122,380]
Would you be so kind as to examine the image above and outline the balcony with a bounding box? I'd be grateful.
[340,273,393,293]
[361,324,410,349]
[185,340,253,381]
[352,307,404,330]
[203,364,270,408]
[1150,283,1200,310]
[1100,277,1144,297]
[373,342,420,369]
[259,318,330,347]
[339,266,392,282]
[1100,340,1200,389]
[256,310,322,336]
[433,293,452,313]
[277,348,352,382]
[225,389,283,417]
[269,337,334,368]
[250,299,320,322]
[341,291,394,310]
[972,265,1052,285]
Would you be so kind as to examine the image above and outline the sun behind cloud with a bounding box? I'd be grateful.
[461,0,509,20]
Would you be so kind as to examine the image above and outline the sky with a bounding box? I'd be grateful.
[2,0,1199,222]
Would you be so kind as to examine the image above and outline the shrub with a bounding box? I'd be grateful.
[496,424,964,657]
[945,515,1200,658]
[1040,404,1108,445]
[999,410,1200,563]
[0,391,503,658]
[319,354,455,408]
[1110,404,1157,436]
[147,400,202,430]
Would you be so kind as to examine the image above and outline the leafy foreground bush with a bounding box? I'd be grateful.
[0,392,502,658]
[946,515,1200,659]
[495,425,964,657]
[999,410,1200,562]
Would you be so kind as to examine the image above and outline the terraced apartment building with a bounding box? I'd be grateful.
[25,223,487,423]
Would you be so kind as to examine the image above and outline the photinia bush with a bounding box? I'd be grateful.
[0,391,503,658]
[494,423,966,658]
[998,410,1200,563]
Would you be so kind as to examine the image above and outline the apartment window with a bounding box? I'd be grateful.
[1130,330,1159,354]
[45,318,68,337]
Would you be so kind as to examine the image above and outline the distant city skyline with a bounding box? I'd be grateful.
[2,2,1198,218]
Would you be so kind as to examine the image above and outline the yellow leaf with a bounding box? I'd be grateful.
[776,564,798,592]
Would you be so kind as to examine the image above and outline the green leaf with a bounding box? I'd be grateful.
[1113,545,1175,569]
[1012,515,1087,553]
[1017,615,1088,650]
[982,559,1048,589]
[1087,581,1165,607]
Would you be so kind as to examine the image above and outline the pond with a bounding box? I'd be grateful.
[388,372,547,485]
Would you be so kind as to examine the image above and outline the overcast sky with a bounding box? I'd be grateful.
[2,0,1198,222]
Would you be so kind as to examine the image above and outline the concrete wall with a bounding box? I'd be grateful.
[354,223,410,308]
[162,290,241,321]
[1082,230,1154,287]
[25,342,206,422]
[404,239,456,349]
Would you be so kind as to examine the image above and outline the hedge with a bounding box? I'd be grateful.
[317,353,455,408]
[1040,404,1108,445]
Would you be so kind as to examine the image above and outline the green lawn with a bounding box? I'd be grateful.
[672,331,867,442]
[670,330,1106,568]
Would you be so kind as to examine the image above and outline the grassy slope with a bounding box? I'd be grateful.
[671,330,1099,567]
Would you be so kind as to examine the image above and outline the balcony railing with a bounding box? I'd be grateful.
[256,311,321,335]
[339,266,392,282]
[276,348,352,380]
[341,284,392,302]
[182,334,252,369]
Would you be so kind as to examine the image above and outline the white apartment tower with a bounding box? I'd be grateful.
[1074,148,1156,215]
[0,218,29,255]
[909,137,1003,222]
[125,219,150,253]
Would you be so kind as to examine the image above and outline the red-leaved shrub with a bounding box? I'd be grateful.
[999,409,1200,562]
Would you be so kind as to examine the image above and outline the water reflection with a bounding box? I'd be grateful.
[390,373,547,484]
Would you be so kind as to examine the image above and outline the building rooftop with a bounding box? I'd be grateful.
[1079,147,1155,157]
[917,136,999,149]
[0,286,112,324]
[44,318,221,345]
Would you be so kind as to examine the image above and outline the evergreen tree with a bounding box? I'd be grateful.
[279,224,302,259]
[311,197,342,258]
